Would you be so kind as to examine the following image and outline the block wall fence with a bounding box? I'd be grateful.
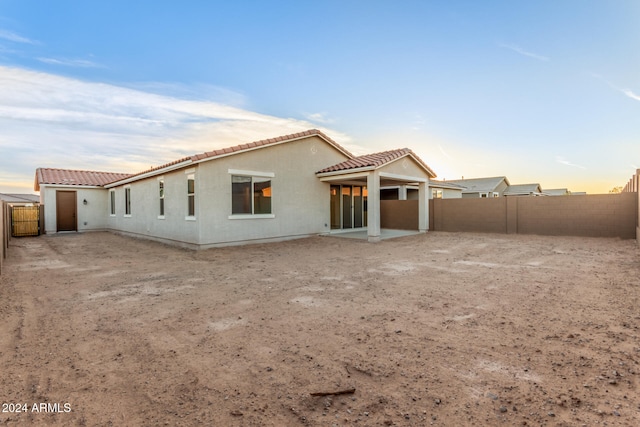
[622,169,640,242]
[429,192,638,240]
[1,202,7,275]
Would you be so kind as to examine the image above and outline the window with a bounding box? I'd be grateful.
[158,179,165,217]
[124,187,131,216]
[231,175,272,215]
[432,189,443,199]
[109,190,116,215]
[187,173,195,217]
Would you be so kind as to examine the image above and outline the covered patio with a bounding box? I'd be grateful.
[326,228,423,241]
[316,148,436,242]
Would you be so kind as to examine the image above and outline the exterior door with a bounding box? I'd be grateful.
[330,185,368,230]
[56,191,77,231]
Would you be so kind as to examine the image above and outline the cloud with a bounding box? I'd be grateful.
[498,43,550,62]
[37,57,104,68]
[304,112,334,124]
[438,144,452,160]
[556,156,586,169]
[0,29,37,44]
[591,73,640,102]
[0,65,356,192]
[621,89,640,102]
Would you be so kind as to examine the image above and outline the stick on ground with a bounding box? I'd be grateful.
[310,388,356,397]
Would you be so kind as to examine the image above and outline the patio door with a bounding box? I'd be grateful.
[330,185,367,230]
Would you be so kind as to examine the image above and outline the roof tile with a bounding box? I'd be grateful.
[35,168,133,190]
[317,148,436,177]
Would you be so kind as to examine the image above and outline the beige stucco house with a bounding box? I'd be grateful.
[35,130,436,247]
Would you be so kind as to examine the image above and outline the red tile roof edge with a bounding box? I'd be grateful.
[107,129,353,186]
[34,168,133,191]
[316,148,436,178]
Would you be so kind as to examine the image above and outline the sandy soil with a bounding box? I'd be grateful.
[0,231,639,426]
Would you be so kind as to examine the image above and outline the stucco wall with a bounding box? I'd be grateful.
[431,193,638,239]
[196,135,348,247]
[41,186,109,233]
[106,168,200,246]
[105,135,350,248]
[379,156,428,179]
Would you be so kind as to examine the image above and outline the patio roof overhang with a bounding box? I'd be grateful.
[317,169,427,186]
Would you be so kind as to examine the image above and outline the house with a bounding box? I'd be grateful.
[35,130,436,247]
[445,176,510,198]
[503,183,544,196]
[0,193,40,206]
[428,180,464,199]
[543,188,571,196]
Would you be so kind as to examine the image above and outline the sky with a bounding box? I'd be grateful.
[0,0,639,194]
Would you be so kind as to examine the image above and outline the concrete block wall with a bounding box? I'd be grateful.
[431,193,638,239]
[381,200,419,230]
[432,198,508,233]
[516,193,637,239]
[1,202,7,275]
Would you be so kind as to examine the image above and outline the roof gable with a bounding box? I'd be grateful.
[108,129,353,186]
[316,148,436,178]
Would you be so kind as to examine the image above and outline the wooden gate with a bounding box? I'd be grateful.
[11,206,40,237]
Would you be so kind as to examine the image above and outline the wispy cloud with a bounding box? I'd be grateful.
[0,65,357,192]
[438,144,452,160]
[37,57,104,68]
[556,156,586,169]
[590,73,640,102]
[0,29,37,44]
[304,112,334,124]
[621,88,640,102]
[499,43,549,62]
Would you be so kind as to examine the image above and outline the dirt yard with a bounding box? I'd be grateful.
[0,231,639,426]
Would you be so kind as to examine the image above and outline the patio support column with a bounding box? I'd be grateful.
[398,185,407,200]
[418,180,429,232]
[367,171,381,242]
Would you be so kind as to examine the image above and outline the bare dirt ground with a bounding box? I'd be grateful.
[0,231,639,426]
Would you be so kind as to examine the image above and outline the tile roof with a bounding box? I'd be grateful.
[445,176,510,193]
[316,148,436,177]
[112,129,353,185]
[191,129,349,162]
[35,168,133,190]
[429,180,466,190]
[0,193,40,203]
[504,183,543,196]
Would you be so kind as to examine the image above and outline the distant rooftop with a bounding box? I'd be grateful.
[0,193,40,204]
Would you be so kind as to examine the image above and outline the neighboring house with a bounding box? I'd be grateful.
[428,180,464,199]
[543,188,571,196]
[445,176,510,198]
[35,130,436,247]
[0,193,40,205]
[503,183,544,196]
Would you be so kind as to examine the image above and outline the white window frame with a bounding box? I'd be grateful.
[185,169,196,221]
[109,190,116,216]
[158,177,165,219]
[124,186,132,217]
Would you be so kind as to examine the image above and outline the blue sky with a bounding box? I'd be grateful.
[1,0,638,194]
